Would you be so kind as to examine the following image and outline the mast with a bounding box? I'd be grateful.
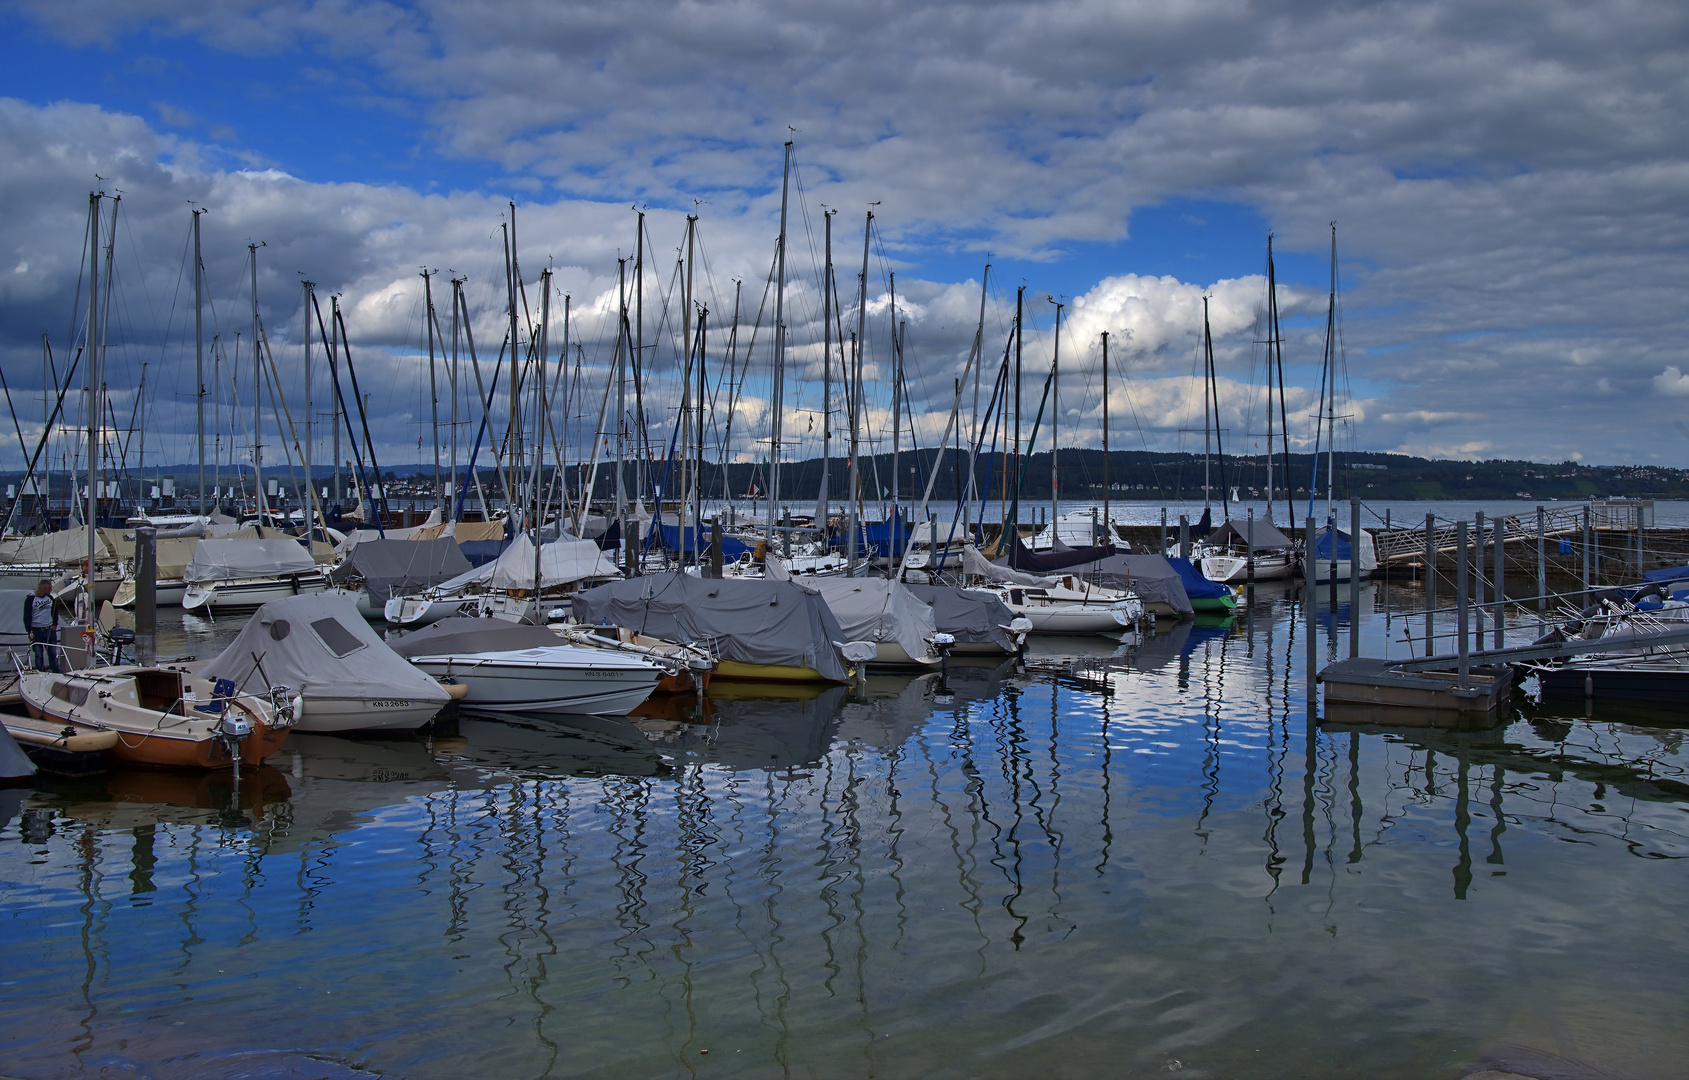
[330,309,341,509]
[249,242,266,522]
[889,279,903,548]
[1270,235,1292,528]
[503,218,518,517]
[634,209,645,508]
[192,208,206,517]
[449,276,462,520]
[1202,295,1212,512]
[694,304,706,564]
[767,140,792,552]
[1012,287,1024,522]
[1263,237,1275,521]
[683,214,697,534]
[615,258,628,552]
[966,267,988,536]
[1050,298,1063,537]
[817,209,833,527]
[1204,295,1228,520]
[847,207,871,570]
[83,190,100,582]
[424,269,442,513]
[533,267,549,622]
[1326,222,1338,522]
[1101,331,1110,541]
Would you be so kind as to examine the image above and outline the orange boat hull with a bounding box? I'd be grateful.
[24,699,289,770]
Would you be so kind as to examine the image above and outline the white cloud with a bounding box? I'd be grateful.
[1653,365,1689,396]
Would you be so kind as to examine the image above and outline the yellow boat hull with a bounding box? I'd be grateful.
[712,659,841,684]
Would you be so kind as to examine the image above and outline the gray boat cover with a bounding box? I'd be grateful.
[0,589,30,648]
[0,722,34,779]
[184,538,316,583]
[203,592,450,705]
[488,535,620,590]
[0,526,95,566]
[901,583,1021,652]
[1067,554,1193,614]
[1207,519,1295,550]
[806,577,939,664]
[332,537,472,601]
[572,572,853,681]
[388,616,563,658]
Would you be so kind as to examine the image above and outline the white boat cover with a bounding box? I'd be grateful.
[206,524,335,562]
[572,572,854,681]
[0,526,97,566]
[486,535,621,590]
[203,592,450,705]
[388,616,562,658]
[99,531,201,579]
[899,584,1022,653]
[334,508,444,556]
[806,578,940,663]
[332,537,472,601]
[183,538,316,584]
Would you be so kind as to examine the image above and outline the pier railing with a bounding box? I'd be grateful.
[1372,502,1646,565]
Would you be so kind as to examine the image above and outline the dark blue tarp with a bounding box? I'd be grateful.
[656,523,753,559]
[1643,564,1689,584]
[859,511,911,557]
[1166,556,1232,601]
[457,536,513,567]
[1312,526,1355,561]
[1004,538,1116,573]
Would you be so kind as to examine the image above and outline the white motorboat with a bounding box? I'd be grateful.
[113,576,188,608]
[391,618,663,715]
[385,593,470,627]
[405,645,661,715]
[1198,549,1298,584]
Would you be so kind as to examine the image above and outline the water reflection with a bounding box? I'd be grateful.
[2,599,1687,1080]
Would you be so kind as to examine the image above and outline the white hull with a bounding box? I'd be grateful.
[182,571,327,613]
[385,594,470,628]
[291,694,443,733]
[1016,603,1139,635]
[113,578,189,608]
[1309,561,1373,584]
[406,646,662,715]
[1199,553,1298,584]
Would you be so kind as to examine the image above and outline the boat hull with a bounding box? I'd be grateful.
[182,572,327,613]
[1199,553,1297,584]
[290,694,443,733]
[713,659,838,683]
[407,650,662,715]
[113,578,188,608]
[385,595,469,628]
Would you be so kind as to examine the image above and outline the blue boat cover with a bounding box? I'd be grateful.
[1166,556,1232,601]
[457,537,512,567]
[859,511,912,557]
[1004,538,1116,573]
[656,523,754,559]
[1312,526,1356,561]
[1643,564,1689,584]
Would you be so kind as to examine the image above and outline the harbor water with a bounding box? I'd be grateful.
[2,584,1686,1079]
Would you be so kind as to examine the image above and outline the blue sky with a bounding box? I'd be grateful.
[1,0,1687,470]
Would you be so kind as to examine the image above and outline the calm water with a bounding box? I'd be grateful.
[3,586,1686,1079]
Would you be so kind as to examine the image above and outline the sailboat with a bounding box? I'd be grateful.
[1305,224,1377,584]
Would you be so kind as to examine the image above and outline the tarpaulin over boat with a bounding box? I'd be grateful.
[1311,526,1378,572]
[572,572,854,682]
[0,589,31,647]
[487,535,620,590]
[1643,564,1689,584]
[204,593,449,705]
[210,524,336,562]
[1003,538,1115,573]
[99,531,201,578]
[0,526,96,566]
[183,538,316,583]
[1062,554,1193,615]
[388,616,563,658]
[962,544,1057,587]
[805,577,939,664]
[901,583,1022,653]
[1206,519,1295,550]
[654,523,754,558]
[858,510,911,556]
[332,537,472,601]
[0,722,33,780]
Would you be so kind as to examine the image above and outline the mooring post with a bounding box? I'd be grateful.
[1246,506,1256,593]
[1456,520,1470,687]
[1178,514,1190,560]
[1473,511,1486,652]
[710,515,723,578]
[1305,515,1317,719]
[135,525,156,666]
[1536,505,1547,629]
[1424,512,1436,658]
[1349,498,1361,659]
[1493,514,1505,650]
[1160,506,1168,554]
[1385,508,1392,531]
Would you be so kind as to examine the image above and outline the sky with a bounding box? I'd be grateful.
[2,0,1688,480]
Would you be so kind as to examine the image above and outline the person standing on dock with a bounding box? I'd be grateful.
[25,580,62,673]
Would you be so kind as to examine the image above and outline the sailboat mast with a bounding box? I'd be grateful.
[889,271,902,545]
[847,208,871,570]
[249,242,266,522]
[683,214,697,534]
[424,270,441,512]
[1012,286,1023,522]
[967,266,988,536]
[616,258,628,548]
[1325,222,1337,522]
[503,218,518,516]
[1202,296,1212,511]
[1050,298,1062,536]
[1206,297,1228,519]
[1264,236,1275,521]
[83,192,100,577]
[192,208,206,517]
[767,140,792,552]
[695,304,706,562]
[1101,330,1110,540]
[818,209,833,527]
[1273,241,1292,529]
[533,267,549,622]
